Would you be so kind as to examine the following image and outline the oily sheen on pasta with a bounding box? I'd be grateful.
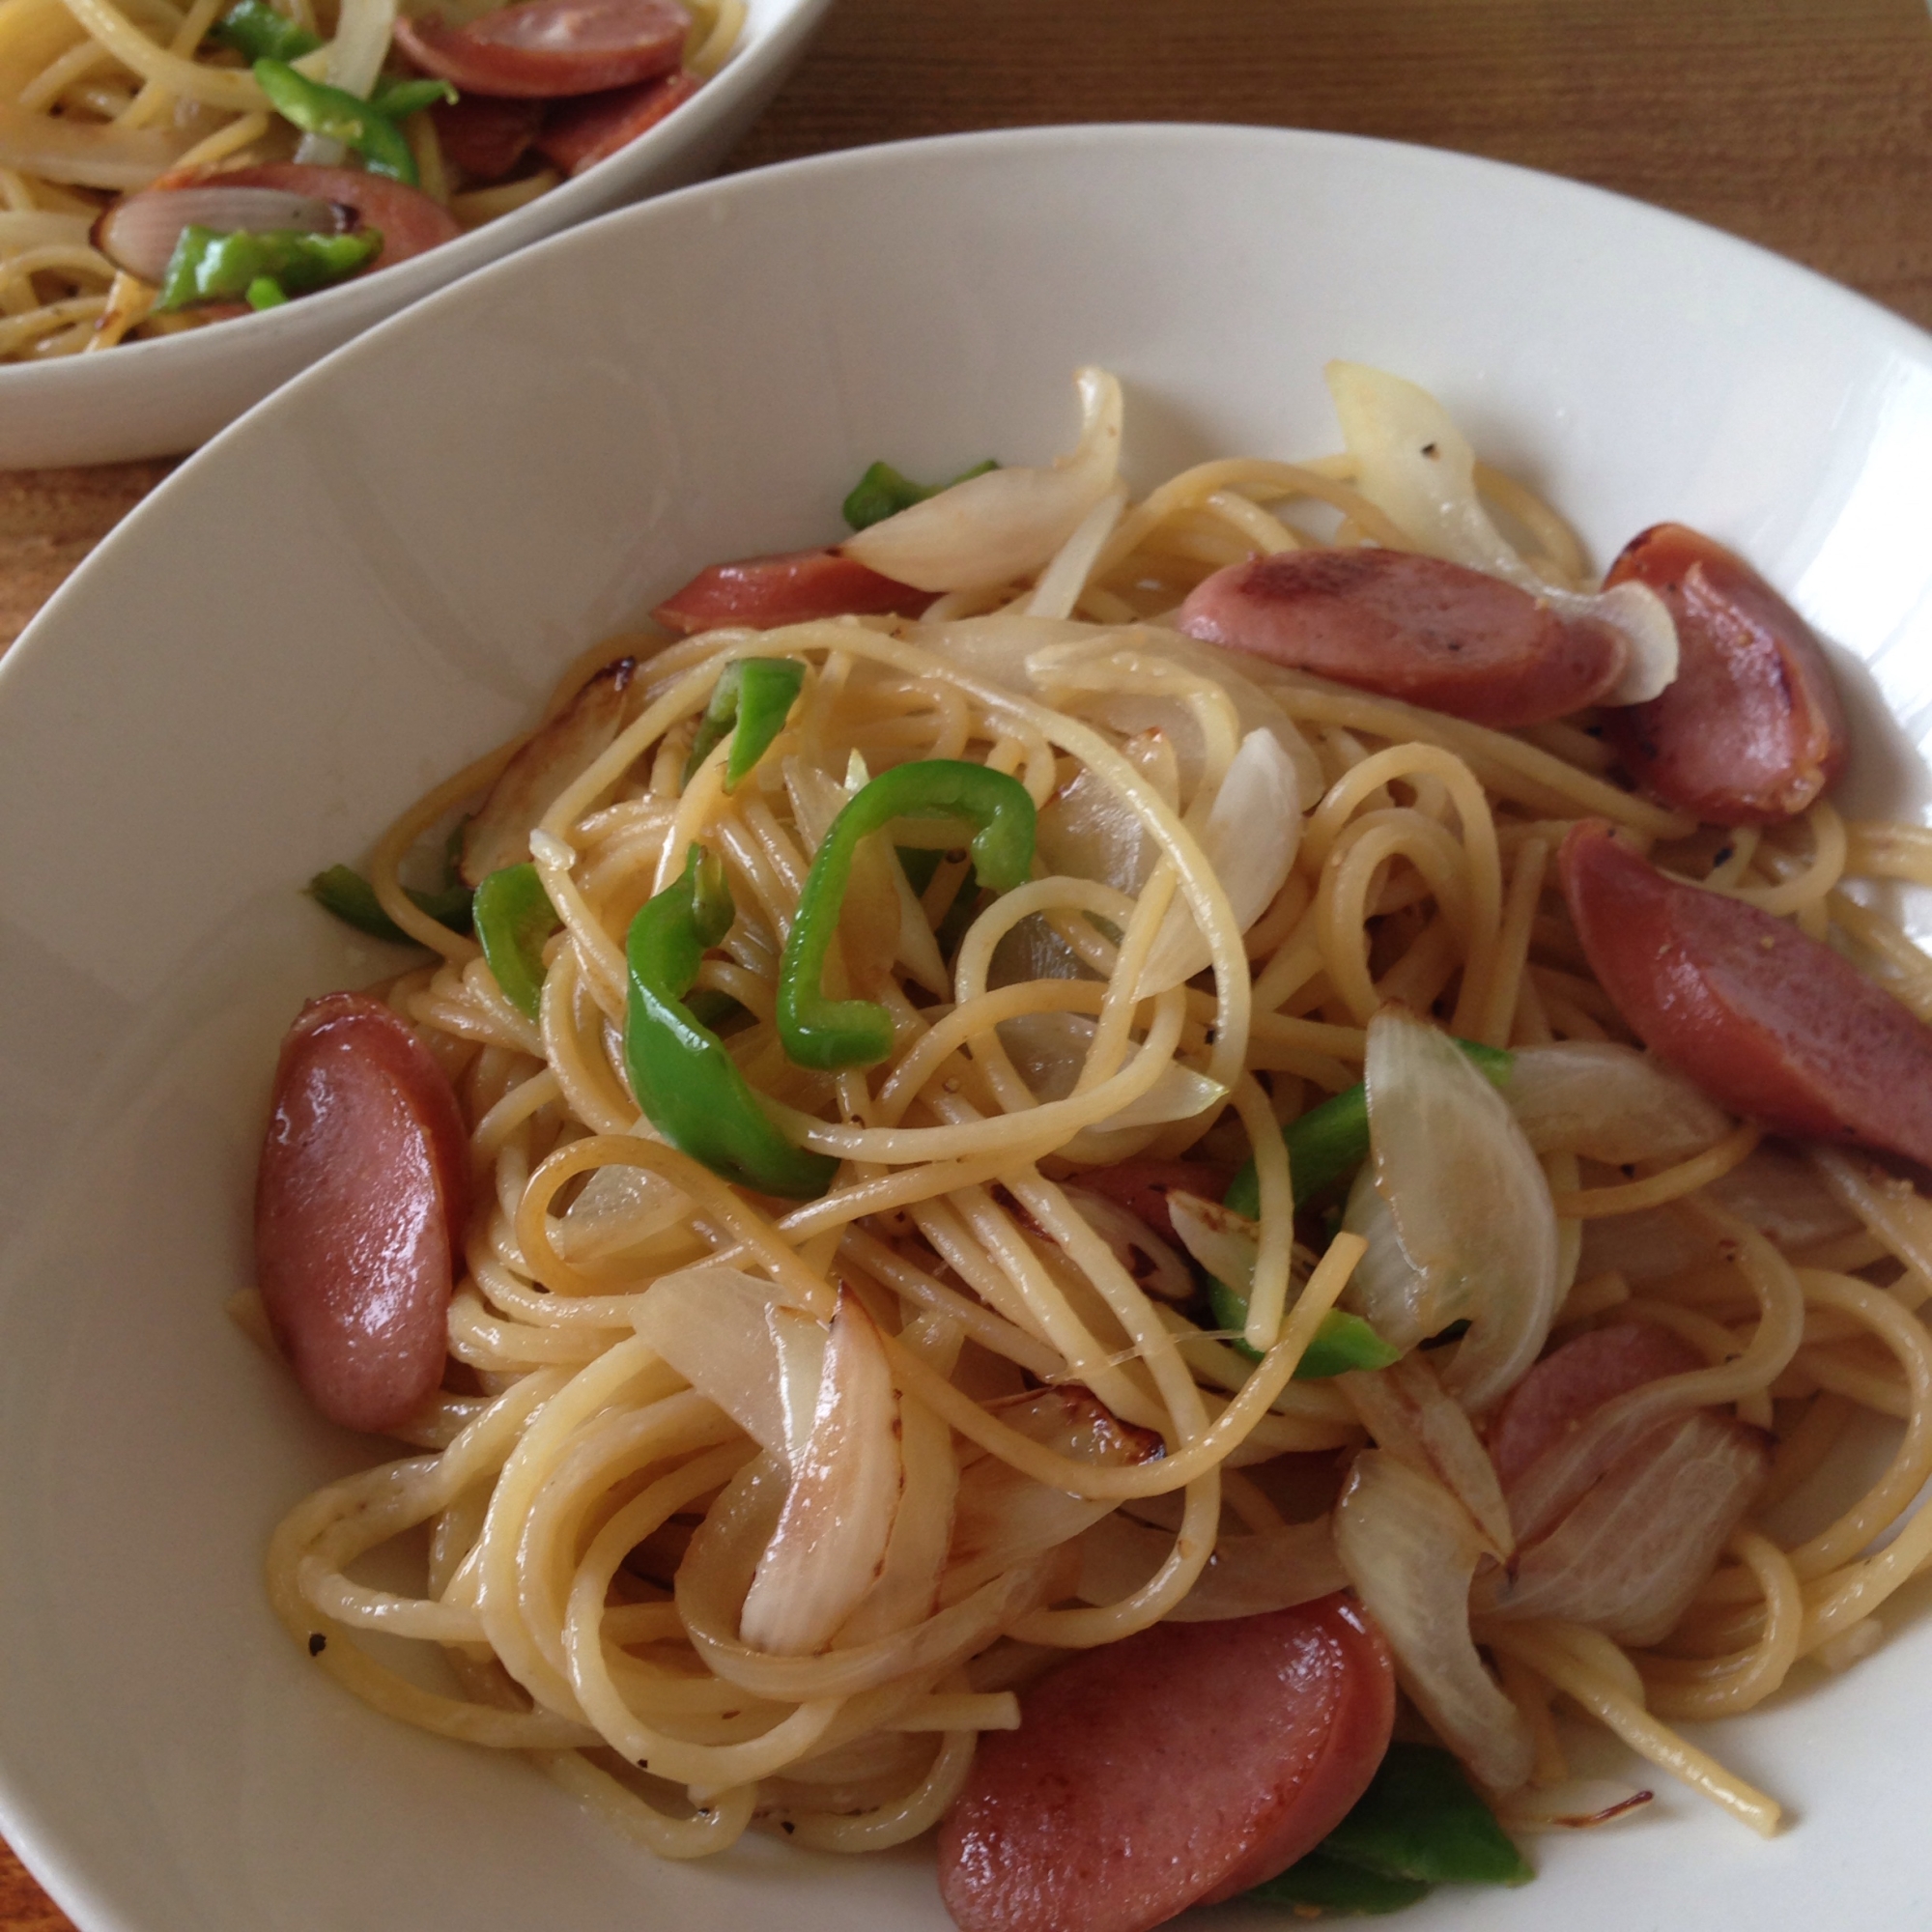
[252,367,1932,1926]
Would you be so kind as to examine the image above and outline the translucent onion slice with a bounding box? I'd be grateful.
[1340,1352,1514,1557]
[0,100,194,191]
[1167,1188,1263,1296]
[1348,1006,1560,1412]
[1060,1185,1195,1302]
[739,1291,905,1655]
[678,1455,1054,1700]
[1506,1042,1731,1165]
[1334,1450,1533,1794]
[1138,725,1303,995]
[841,367,1123,592]
[554,1155,693,1263]
[938,1387,1160,1606]
[96,186,348,282]
[1473,1411,1770,1644]
[1325,360,1678,704]
[1075,1510,1346,1620]
[996,1011,1227,1132]
[630,1263,824,1461]
[1498,1782,1656,1833]
[1037,761,1156,897]
[832,1385,958,1646]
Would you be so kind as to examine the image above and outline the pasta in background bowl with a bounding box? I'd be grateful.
[0,0,829,466]
[1,125,1930,1932]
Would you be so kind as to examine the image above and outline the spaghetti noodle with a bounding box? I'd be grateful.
[254,369,1932,1914]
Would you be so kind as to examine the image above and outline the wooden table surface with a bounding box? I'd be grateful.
[1,0,1928,1919]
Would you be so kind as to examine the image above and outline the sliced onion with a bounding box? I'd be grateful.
[740,1290,904,1655]
[833,1385,958,1646]
[462,660,633,883]
[914,613,1091,696]
[1076,1510,1346,1619]
[554,1155,693,1263]
[1026,479,1128,619]
[678,1454,1054,1699]
[1334,1449,1533,1793]
[1060,1184,1195,1303]
[1506,1042,1733,1165]
[995,1011,1226,1132]
[1138,725,1303,995]
[938,1386,1160,1606]
[1347,1006,1560,1412]
[782,754,845,854]
[1037,762,1156,896]
[0,100,194,192]
[1341,1352,1514,1557]
[1325,361,1679,704]
[1474,1411,1769,1643]
[1168,1188,1262,1296]
[842,368,1122,593]
[91,184,348,283]
[631,1263,824,1461]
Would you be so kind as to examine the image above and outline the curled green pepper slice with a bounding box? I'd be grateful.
[1208,1277,1400,1379]
[779,759,1036,1071]
[307,863,471,943]
[625,847,838,1199]
[474,862,560,1021]
[209,0,321,62]
[253,58,423,183]
[156,224,381,311]
[681,657,806,791]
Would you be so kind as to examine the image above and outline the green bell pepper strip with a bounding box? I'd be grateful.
[252,58,419,182]
[307,864,472,943]
[841,458,998,531]
[244,276,287,310]
[473,863,561,1021]
[626,847,838,1199]
[1245,1852,1431,1917]
[1206,1277,1400,1379]
[209,0,321,63]
[680,658,806,791]
[156,224,381,310]
[1314,1743,1532,1888]
[779,759,1036,1071]
[369,74,459,117]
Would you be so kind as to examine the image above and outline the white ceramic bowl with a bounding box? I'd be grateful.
[0,0,830,469]
[3,125,1931,1932]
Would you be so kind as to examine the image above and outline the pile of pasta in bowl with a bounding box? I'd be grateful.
[247,361,1932,1932]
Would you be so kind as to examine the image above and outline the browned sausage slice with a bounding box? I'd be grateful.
[1177,548,1629,728]
[1602,524,1848,824]
[432,94,544,182]
[1559,821,1932,1167]
[255,993,469,1433]
[652,548,938,635]
[534,69,697,176]
[1488,1321,1704,1490]
[205,163,462,267]
[395,0,687,99]
[937,1596,1394,1932]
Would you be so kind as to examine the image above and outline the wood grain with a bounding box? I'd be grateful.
[1,0,1928,1920]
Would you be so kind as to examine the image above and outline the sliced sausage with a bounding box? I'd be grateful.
[255,993,470,1433]
[1559,820,1932,1167]
[938,1596,1394,1932]
[534,68,697,176]
[432,94,544,181]
[460,656,635,885]
[202,163,462,267]
[1177,548,1629,728]
[1602,523,1848,824]
[394,0,687,99]
[1069,1157,1235,1246]
[651,548,938,635]
[1488,1321,1703,1490]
